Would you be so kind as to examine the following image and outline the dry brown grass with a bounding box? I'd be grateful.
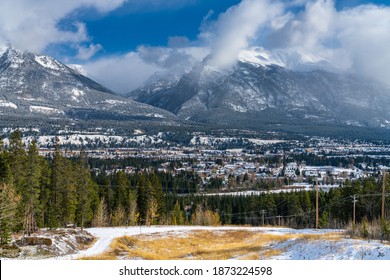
[80,230,343,260]
[78,253,117,260]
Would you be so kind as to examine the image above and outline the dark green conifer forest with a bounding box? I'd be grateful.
[0,131,389,245]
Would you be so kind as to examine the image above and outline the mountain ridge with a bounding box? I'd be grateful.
[0,46,176,124]
[128,48,390,130]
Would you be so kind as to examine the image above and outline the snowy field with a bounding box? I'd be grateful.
[54,226,390,260]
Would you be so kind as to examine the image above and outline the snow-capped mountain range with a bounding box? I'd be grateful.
[1,45,390,136]
[128,48,390,129]
[0,46,175,123]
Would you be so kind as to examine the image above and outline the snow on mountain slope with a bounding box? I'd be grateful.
[0,46,176,122]
[67,64,88,76]
[129,48,390,130]
[238,47,286,67]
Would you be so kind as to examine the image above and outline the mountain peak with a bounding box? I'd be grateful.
[238,48,286,68]
[0,46,176,123]
[129,55,390,130]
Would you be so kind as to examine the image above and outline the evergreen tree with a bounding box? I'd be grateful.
[75,150,98,230]
[0,150,11,185]
[171,200,185,225]
[23,141,42,235]
[114,171,129,209]
[47,138,74,228]
[8,130,26,192]
[137,175,154,224]
[0,183,20,245]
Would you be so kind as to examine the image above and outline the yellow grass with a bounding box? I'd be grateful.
[81,230,343,260]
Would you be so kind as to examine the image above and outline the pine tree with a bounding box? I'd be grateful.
[171,200,185,225]
[0,150,11,185]
[114,171,129,209]
[47,138,72,228]
[37,158,51,228]
[8,130,26,192]
[137,175,153,224]
[75,150,98,230]
[0,183,20,245]
[23,141,42,235]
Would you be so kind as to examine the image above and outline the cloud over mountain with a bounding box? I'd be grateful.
[1,0,390,93]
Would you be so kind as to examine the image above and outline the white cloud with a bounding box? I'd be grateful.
[76,43,103,60]
[200,0,284,68]
[0,0,126,53]
[335,4,390,83]
[266,0,390,84]
[2,0,390,92]
[83,52,158,94]
[83,46,209,93]
[83,0,390,92]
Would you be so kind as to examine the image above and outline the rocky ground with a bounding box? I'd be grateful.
[1,228,95,259]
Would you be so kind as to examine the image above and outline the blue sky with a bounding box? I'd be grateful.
[70,0,241,55]
[1,0,390,92]
[49,0,390,59]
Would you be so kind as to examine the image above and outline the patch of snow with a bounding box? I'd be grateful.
[272,238,390,260]
[230,103,248,113]
[17,97,37,101]
[72,88,85,97]
[67,64,87,76]
[34,55,63,71]
[104,99,126,105]
[345,120,364,127]
[29,106,64,115]
[238,47,285,68]
[248,139,285,145]
[146,113,166,119]
[0,100,17,109]
[17,133,165,148]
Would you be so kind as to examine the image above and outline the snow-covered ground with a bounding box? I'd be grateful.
[272,238,390,260]
[52,226,390,260]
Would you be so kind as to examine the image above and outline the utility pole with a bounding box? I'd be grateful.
[316,178,319,229]
[260,210,266,226]
[352,195,358,227]
[382,171,387,221]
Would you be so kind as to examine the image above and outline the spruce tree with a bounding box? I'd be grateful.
[75,150,98,230]
[0,150,11,184]
[23,140,42,235]
[0,183,20,245]
[8,130,26,192]
[137,175,153,224]
[47,138,66,228]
